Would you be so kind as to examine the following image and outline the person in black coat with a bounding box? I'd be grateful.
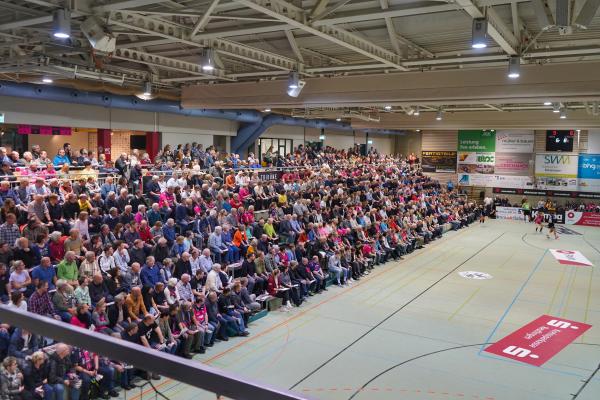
[107,293,129,332]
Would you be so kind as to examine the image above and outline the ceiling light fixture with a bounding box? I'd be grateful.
[42,77,53,83]
[142,81,152,96]
[53,9,71,39]
[201,48,215,71]
[552,103,561,113]
[543,101,552,106]
[471,18,488,49]
[286,71,305,97]
[508,56,520,79]
[414,106,420,116]
[384,105,392,111]
[436,110,443,121]
[264,107,271,112]
[559,108,567,119]
[336,117,341,121]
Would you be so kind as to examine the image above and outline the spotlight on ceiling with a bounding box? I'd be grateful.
[286,72,305,97]
[543,101,552,106]
[201,48,215,71]
[81,16,116,52]
[336,117,341,122]
[53,9,71,39]
[416,129,421,132]
[471,18,488,49]
[553,103,561,113]
[264,107,271,112]
[42,77,53,83]
[384,105,392,111]
[319,134,325,140]
[559,108,567,119]
[142,81,152,96]
[508,56,520,79]
[436,110,443,121]
[414,106,420,116]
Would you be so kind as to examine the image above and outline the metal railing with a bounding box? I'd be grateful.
[0,306,310,400]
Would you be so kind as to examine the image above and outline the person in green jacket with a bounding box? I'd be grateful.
[57,251,79,287]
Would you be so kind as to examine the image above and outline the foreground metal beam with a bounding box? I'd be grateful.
[191,0,220,36]
[0,307,308,400]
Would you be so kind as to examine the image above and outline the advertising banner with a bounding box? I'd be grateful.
[458,130,496,152]
[459,174,533,188]
[496,206,525,221]
[549,249,594,266]
[577,154,600,192]
[535,153,579,191]
[495,130,535,153]
[493,187,600,200]
[565,211,600,227]
[421,151,457,173]
[457,152,495,174]
[484,315,592,366]
[588,130,600,153]
[495,153,532,176]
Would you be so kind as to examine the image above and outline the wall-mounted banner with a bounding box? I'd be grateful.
[588,130,600,153]
[496,206,525,221]
[549,249,594,267]
[495,130,535,153]
[565,211,600,227]
[577,154,600,192]
[459,174,533,188]
[493,187,600,200]
[458,130,496,152]
[17,124,71,135]
[457,152,495,174]
[421,151,457,173]
[494,153,533,176]
[484,315,592,366]
[535,153,579,191]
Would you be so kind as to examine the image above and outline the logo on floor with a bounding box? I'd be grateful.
[458,271,493,280]
[555,226,582,235]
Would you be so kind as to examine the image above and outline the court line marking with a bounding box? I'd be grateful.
[561,267,578,317]
[290,232,506,390]
[546,266,568,314]
[478,249,548,354]
[448,288,481,321]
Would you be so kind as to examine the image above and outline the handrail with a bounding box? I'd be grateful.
[0,307,310,400]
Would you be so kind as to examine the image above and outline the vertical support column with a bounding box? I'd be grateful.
[146,131,161,161]
[97,129,112,161]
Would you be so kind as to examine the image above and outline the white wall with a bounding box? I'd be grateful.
[0,96,238,136]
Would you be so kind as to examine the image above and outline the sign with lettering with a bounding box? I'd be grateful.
[484,315,592,366]
[549,249,593,267]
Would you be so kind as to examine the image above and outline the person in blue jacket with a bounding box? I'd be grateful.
[53,149,71,166]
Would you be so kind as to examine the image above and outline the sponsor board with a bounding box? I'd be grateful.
[458,271,493,280]
[577,154,600,192]
[495,130,535,153]
[493,187,600,200]
[496,206,525,221]
[457,152,495,174]
[494,153,532,176]
[549,249,593,267]
[588,130,600,153]
[459,174,533,188]
[535,153,579,190]
[564,211,600,227]
[421,151,457,173]
[484,315,592,366]
[458,130,496,152]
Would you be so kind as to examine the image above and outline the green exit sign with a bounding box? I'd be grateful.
[0,113,4,123]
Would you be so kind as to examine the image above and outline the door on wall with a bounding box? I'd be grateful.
[258,138,293,162]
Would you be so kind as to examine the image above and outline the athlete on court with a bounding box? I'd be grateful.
[534,211,544,233]
[546,212,559,240]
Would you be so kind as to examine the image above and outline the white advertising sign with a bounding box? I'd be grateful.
[549,249,593,267]
[495,130,535,153]
[458,174,533,188]
[588,130,600,154]
[496,206,525,221]
[535,153,579,190]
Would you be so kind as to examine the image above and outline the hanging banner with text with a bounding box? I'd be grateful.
[564,211,600,227]
[549,249,594,266]
[17,125,72,135]
[494,153,533,176]
[421,151,457,173]
[484,315,592,366]
[577,153,600,192]
[495,130,535,153]
[458,130,496,152]
[459,174,533,189]
[457,152,495,174]
[535,153,579,191]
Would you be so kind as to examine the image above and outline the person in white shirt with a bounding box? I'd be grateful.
[190,249,201,275]
[206,264,223,293]
[73,211,90,241]
[199,248,213,274]
[98,245,117,274]
[113,242,131,274]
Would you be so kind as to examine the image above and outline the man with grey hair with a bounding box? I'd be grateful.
[176,274,193,302]
[208,226,228,264]
[206,264,223,293]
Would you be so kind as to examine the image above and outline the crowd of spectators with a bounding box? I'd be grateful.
[0,140,479,400]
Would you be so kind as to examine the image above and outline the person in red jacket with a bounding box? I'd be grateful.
[267,269,291,311]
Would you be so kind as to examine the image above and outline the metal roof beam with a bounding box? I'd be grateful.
[285,30,304,62]
[313,4,459,25]
[236,0,408,70]
[92,0,168,13]
[190,0,220,36]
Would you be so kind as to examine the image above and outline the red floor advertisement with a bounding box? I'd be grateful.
[484,315,592,366]
[549,249,594,267]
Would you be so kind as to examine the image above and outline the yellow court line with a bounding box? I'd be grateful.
[546,267,567,315]
[561,267,578,318]
[581,268,594,343]
[366,268,434,307]
[448,287,481,321]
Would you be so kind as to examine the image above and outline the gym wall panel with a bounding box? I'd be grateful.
[421,130,458,151]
